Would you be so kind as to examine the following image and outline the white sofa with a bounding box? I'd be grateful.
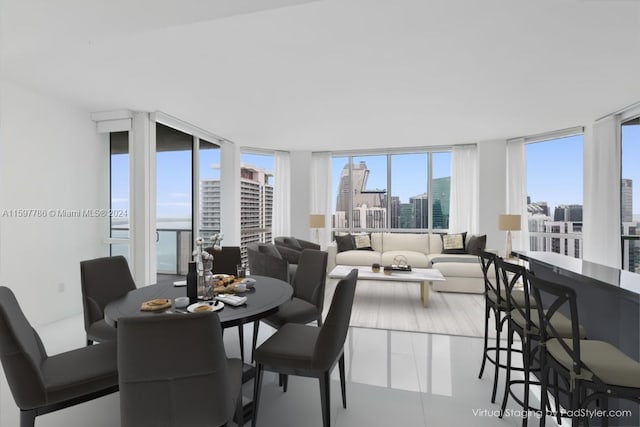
[327,232,485,294]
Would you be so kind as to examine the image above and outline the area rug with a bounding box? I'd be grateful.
[323,278,494,338]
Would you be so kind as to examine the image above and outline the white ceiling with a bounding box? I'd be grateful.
[1,0,639,151]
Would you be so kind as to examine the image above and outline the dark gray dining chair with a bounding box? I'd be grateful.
[118,312,244,427]
[80,255,136,345]
[207,246,251,362]
[252,269,358,427]
[247,243,291,282]
[0,286,119,427]
[207,246,242,276]
[251,249,328,361]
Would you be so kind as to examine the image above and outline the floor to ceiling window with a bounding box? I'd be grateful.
[331,151,451,233]
[109,131,130,260]
[621,116,640,271]
[526,132,583,258]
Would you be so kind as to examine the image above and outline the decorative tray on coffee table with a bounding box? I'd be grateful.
[391,265,412,272]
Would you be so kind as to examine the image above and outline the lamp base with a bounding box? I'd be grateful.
[505,230,513,258]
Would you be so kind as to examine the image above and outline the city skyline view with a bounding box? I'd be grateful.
[111,122,640,224]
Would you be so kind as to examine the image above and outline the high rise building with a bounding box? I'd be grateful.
[334,161,386,229]
[200,164,273,262]
[622,178,633,223]
[553,204,583,222]
[431,177,450,229]
[410,194,429,229]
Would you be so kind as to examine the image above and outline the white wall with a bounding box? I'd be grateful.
[289,151,312,240]
[477,139,507,253]
[0,80,110,426]
[0,81,108,324]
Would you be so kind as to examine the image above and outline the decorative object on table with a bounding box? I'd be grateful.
[192,234,224,300]
[392,255,411,271]
[309,214,326,245]
[498,214,521,258]
[371,263,380,273]
[383,265,393,276]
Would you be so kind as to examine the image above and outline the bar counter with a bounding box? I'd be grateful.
[515,251,640,359]
[515,251,640,425]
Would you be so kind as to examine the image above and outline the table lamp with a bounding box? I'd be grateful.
[498,214,521,258]
[309,214,326,244]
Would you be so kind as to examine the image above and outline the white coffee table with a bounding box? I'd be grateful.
[328,265,445,307]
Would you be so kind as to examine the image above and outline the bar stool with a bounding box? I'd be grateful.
[528,273,640,427]
[497,260,584,426]
[478,251,517,403]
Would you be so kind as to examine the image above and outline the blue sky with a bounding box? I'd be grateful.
[112,124,640,220]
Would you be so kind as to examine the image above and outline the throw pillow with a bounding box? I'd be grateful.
[335,234,355,253]
[441,232,467,254]
[353,233,373,251]
[466,234,487,255]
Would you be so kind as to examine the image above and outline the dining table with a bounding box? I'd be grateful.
[104,274,293,329]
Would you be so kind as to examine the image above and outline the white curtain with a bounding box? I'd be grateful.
[272,151,291,238]
[448,145,478,234]
[310,152,333,248]
[506,138,529,252]
[583,116,621,268]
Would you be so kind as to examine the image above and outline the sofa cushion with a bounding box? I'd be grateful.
[466,234,487,255]
[335,235,355,253]
[353,233,373,250]
[441,232,467,254]
[380,251,430,268]
[428,234,443,254]
[382,233,429,254]
[427,253,478,265]
[433,261,484,278]
[335,250,381,266]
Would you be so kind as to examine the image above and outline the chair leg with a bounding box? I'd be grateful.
[478,304,490,379]
[339,353,347,409]
[252,364,264,427]
[283,375,288,393]
[238,326,245,363]
[319,371,331,427]
[235,388,245,427]
[521,336,531,427]
[20,409,36,427]
[86,337,93,346]
[499,327,514,418]
[539,355,549,427]
[317,316,323,327]
[491,311,502,403]
[251,321,260,363]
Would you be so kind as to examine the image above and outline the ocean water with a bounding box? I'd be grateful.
[111,219,196,273]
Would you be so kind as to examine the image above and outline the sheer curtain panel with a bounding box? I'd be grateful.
[448,145,479,234]
[273,151,291,238]
[310,153,332,248]
[583,117,621,268]
[506,139,529,253]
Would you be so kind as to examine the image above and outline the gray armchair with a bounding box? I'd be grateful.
[80,255,137,345]
[118,312,244,427]
[274,236,320,265]
[0,286,119,427]
[252,269,358,427]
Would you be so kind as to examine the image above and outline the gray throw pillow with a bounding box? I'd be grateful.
[335,234,355,253]
[466,234,487,255]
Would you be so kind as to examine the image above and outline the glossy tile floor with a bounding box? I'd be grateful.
[0,314,563,427]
